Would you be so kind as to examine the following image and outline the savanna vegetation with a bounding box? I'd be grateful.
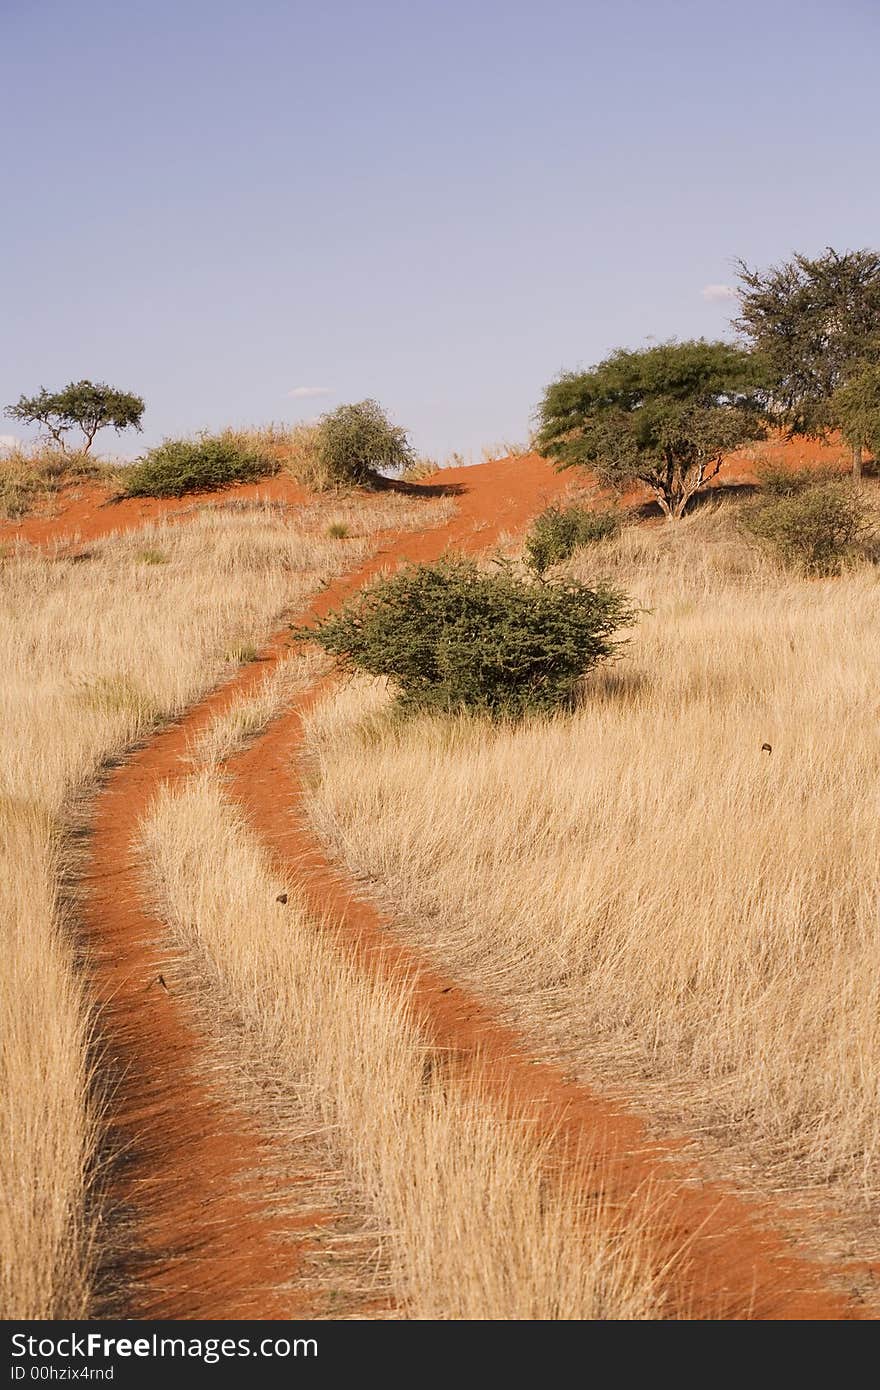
[4,240,880,1323]
[5,381,144,454]
[1,398,422,516]
[139,775,664,1319]
[298,555,635,717]
[0,442,119,520]
[300,487,880,1250]
[0,489,452,1317]
[535,339,767,518]
[736,247,880,482]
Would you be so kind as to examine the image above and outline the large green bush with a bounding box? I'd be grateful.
[296,556,636,718]
[316,399,414,487]
[525,503,621,574]
[742,482,872,575]
[122,434,277,497]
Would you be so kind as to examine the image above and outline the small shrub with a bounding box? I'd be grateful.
[742,483,873,575]
[326,521,351,539]
[137,548,168,564]
[295,556,636,719]
[122,434,277,498]
[525,503,621,575]
[316,400,414,487]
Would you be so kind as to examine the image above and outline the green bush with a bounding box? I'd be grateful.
[122,434,277,498]
[525,503,621,575]
[742,482,872,575]
[295,556,636,718]
[316,399,414,487]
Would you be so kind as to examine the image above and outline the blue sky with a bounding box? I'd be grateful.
[2,0,878,460]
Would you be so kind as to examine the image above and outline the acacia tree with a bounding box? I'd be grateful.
[534,340,766,520]
[5,380,145,454]
[832,363,880,465]
[736,247,880,483]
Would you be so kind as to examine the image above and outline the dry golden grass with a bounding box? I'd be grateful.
[189,651,328,768]
[0,491,450,1317]
[221,423,341,491]
[208,424,316,486]
[0,443,120,519]
[0,802,95,1319]
[140,773,664,1319]
[480,441,530,463]
[301,500,880,1233]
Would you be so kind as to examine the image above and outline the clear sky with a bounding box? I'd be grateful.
[2,0,878,460]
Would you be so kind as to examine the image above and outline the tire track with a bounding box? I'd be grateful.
[71,453,863,1316]
[74,456,569,1315]
[223,456,864,1321]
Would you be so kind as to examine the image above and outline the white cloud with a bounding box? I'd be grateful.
[286,385,332,400]
[701,283,737,303]
[0,434,20,452]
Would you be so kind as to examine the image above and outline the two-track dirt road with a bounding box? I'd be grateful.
[14,452,868,1318]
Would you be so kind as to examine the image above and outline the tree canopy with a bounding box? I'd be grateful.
[5,380,145,454]
[832,362,880,464]
[736,247,880,480]
[534,339,766,519]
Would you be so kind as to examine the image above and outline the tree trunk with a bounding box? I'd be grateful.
[852,441,862,486]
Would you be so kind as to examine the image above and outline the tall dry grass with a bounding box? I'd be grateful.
[301,501,880,1226]
[0,801,95,1318]
[0,443,119,519]
[0,491,449,1317]
[140,773,663,1319]
[220,423,336,491]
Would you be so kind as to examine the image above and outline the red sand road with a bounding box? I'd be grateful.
[34,449,869,1317]
[75,455,573,1317]
[222,453,866,1320]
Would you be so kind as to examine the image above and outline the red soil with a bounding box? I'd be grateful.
[80,643,332,1317]
[18,446,870,1319]
[727,432,855,475]
[0,429,854,552]
[72,456,572,1318]
[224,453,865,1320]
[0,473,310,550]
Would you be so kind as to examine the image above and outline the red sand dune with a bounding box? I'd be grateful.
[0,472,312,550]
